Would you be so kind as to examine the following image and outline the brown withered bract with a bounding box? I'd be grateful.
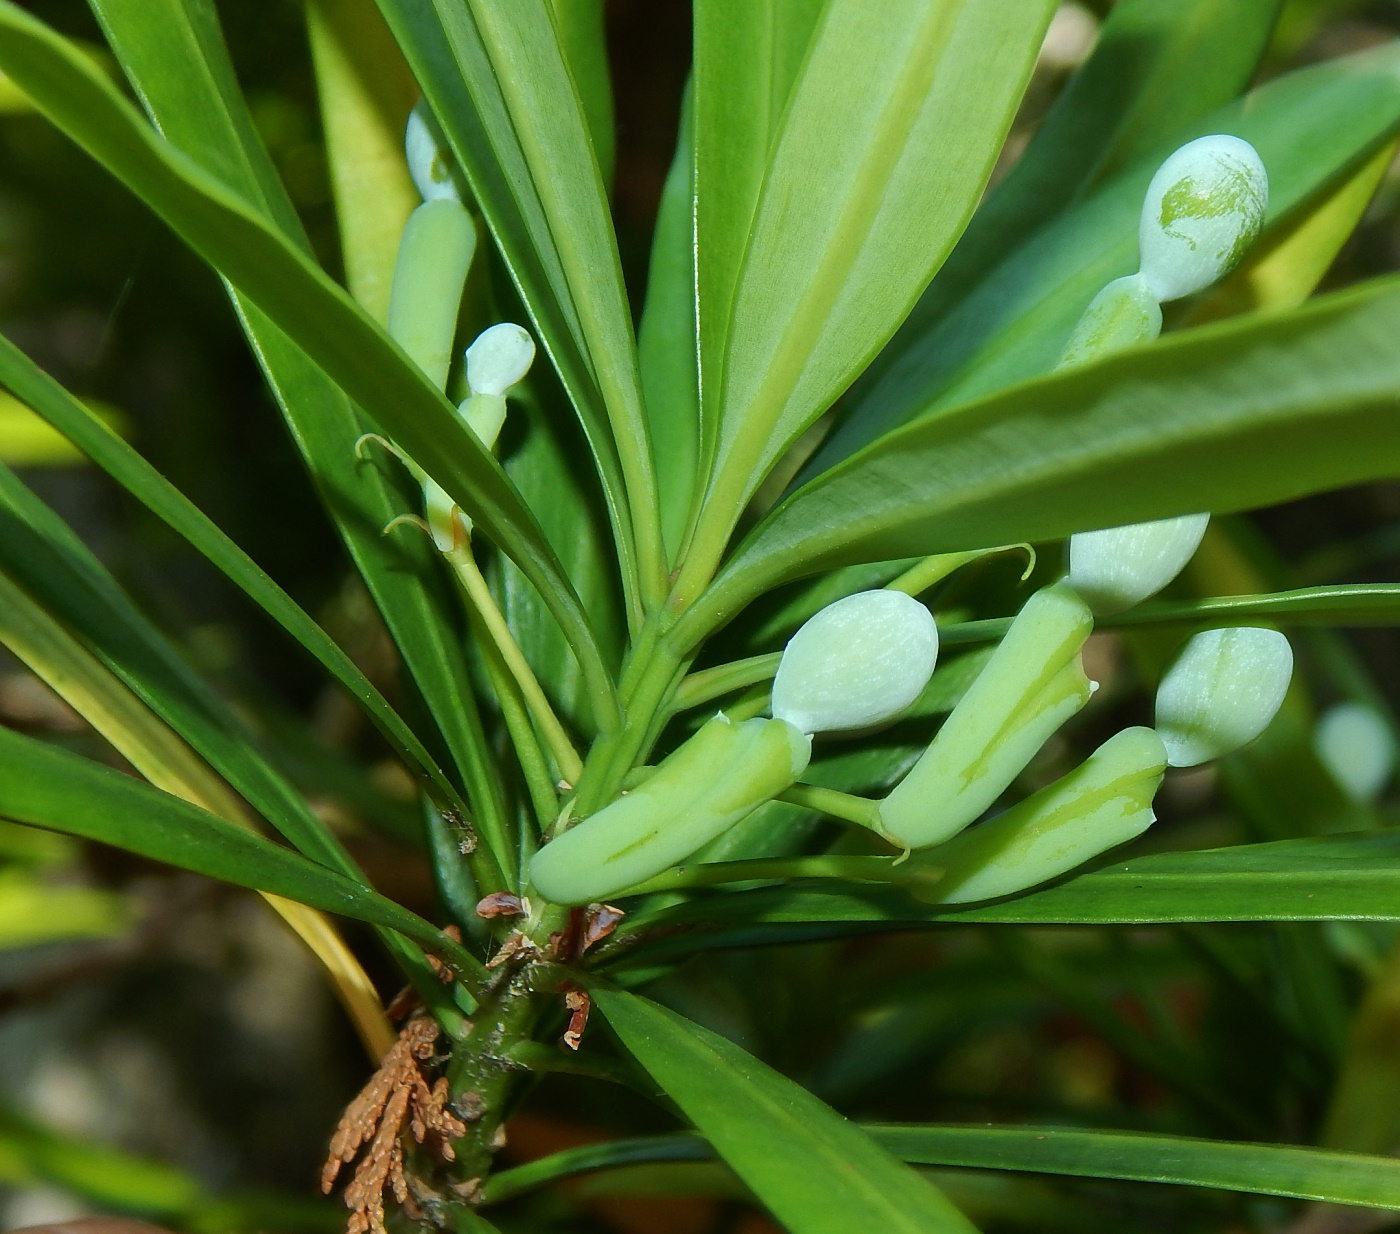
[321,1013,468,1234]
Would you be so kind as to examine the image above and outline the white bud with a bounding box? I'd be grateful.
[405,106,459,203]
[1155,627,1292,767]
[465,323,535,396]
[1315,702,1395,804]
[1138,134,1267,303]
[771,590,938,735]
[1069,512,1210,615]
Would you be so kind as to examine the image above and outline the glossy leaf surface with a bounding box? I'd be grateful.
[593,988,979,1234]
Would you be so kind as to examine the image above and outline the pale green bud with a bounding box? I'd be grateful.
[405,105,459,203]
[466,323,536,397]
[1315,702,1395,804]
[1058,273,1162,370]
[386,199,476,391]
[528,714,811,905]
[771,590,937,735]
[1154,627,1292,767]
[904,727,1166,905]
[1069,512,1210,616]
[1138,134,1267,303]
[878,583,1094,849]
[423,476,462,552]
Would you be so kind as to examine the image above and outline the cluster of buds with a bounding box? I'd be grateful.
[387,106,537,551]
[524,135,1293,909]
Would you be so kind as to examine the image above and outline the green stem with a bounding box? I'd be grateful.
[672,652,781,712]
[447,546,583,785]
[621,853,900,895]
[778,784,883,830]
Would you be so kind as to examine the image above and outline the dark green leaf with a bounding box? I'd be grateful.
[619,832,1400,957]
[593,988,979,1234]
[483,1123,1400,1212]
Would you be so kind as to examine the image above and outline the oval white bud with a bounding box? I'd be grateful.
[466,323,536,396]
[1069,512,1210,615]
[771,590,938,735]
[1138,134,1267,303]
[1315,702,1395,804]
[405,106,459,203]
[1155,627,1292,767]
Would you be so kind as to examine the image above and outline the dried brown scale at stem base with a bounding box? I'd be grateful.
[322,1013,468,1234]
[562,986,591,1051]
[474,891,525,918]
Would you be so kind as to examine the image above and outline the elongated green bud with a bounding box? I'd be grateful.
[1058,273,1162,369]
[528,715,811,905]
[903,727,1166,905]
[1138,134,1268,304]
[386,199,477,391]
[1315,702,1396,804]
[1154,627,1292,767]
[405,105,459,203]
[1069,511,1209,616]
[878,583,1094,848]
[772,590,938,734]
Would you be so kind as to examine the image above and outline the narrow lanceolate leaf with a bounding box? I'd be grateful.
[0,1,616,731]
[680,274,1400,646]
[0,329,464,817]
[816,39,1400,472]
[0,724,480,975]
[852,0,1280,413]
[683,0,1056,591]
[692,0,824,508]
[619,833,1400,956]
[593,989,980,1234]
[483,1125,1400,1212]
[872,1125,1400,1211]
[637,83,700,560]
[375,0,663,618]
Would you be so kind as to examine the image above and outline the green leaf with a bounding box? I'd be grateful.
[621,833,1400,957]
[0,329,465,817]
[683,0,1057,586]
[546,0,615,188]
[0,462,358,876]
[0,0,615,732]
[637,82,699,560]
[307,0,420,323]
[874,1125,1400,1211]
[691,0,824,510]
[485,1124,1400,1212]
[376,0,663,616]
[593,988,980,1234]
[682,275,1400,645]
[499,389,624,739]
[817,39,1400,472]
[0,723,481,975]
